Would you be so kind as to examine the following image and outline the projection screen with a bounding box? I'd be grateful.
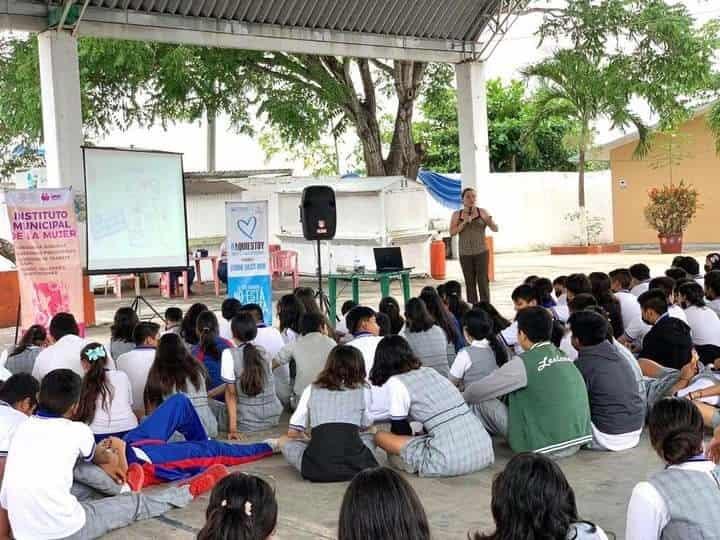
[83,147,189,274]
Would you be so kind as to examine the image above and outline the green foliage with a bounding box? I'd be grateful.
[414,65,576,173]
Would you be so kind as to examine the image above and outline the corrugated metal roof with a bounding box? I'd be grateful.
[49,0,503,42]
[277,176,423,193]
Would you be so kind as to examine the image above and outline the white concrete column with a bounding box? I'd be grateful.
[455,61,490,191]
[38,31,83,193]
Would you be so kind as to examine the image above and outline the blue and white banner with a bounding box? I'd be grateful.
[226,201,272,325]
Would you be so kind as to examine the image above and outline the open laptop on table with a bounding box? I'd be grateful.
[373,247,413,273]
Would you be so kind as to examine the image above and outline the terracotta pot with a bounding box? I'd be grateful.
[658,233,683,254]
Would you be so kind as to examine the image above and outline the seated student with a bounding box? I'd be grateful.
[277,294,305,345]
[32,312,88,380]
[450,308,506,391]
[706,252,720,273]
[476,301,512,334]
[535,277,567,322]
[109,307,139,360]
[705,270,720,318]
[609,268,642,330]
[116,321,160,417]
[375,313,392,336]
[345,306,387,420]
[193,310,234,401]
[626,398,720,540]
[144,333,218,438]
[665,266,689,282]
[372,336,494,477]
[465,307,592,457]
[278,345,378,482]
[162,307,183,336]
[75,343,138,442]
[0,374,39,470]
[0,369,217,540]
[180,302,209,348]
[420,286,465,352]
[335,300,358,342]
[637,289,693,371]
[444,280,471,327]
[623,277,688,349]
[565,273,592,303]
[274,312,336,407]
[472,453,609,540]
[589,272,624,338]
[378,296,405,335]
[6,324,46,375]
[568,311,644,451]
[560,293,599,361]
[677,281,720,365]
[675,255,704,285]
[400,298,453,377]
[501,284,539,355]
[218,298,242,341]
[197,472,277,540]
[553,275,568,304]
[630,263,652,296]
[219,313,282,438]
[337,467,430,540]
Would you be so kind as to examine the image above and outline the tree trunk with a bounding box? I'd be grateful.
[356,107,386,176]
[510,154,517,172]
[578,147,588,246]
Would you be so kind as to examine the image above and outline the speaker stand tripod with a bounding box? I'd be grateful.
[130,295,165,321]
[314,239,332,317]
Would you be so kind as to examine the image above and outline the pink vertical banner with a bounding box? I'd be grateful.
[4,188,85,334]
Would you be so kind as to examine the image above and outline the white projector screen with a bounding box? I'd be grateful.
[83,147,189,274]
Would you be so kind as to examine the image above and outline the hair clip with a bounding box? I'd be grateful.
[244,501,252,517]
[220,499,227,507]
[85,346,106,362]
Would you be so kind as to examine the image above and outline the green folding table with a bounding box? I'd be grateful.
[327,270,412,327]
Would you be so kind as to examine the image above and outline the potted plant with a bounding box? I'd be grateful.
[644,180,700,254]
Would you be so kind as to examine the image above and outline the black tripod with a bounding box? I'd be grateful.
[314,239,332,316]
[130,294,165,322]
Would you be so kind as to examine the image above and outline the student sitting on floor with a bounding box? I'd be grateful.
[337,467,430,540]
[626,398,720,540]
[5,324,46,375]
[277,294,305,345]
[32,312,89,380]
[444,280,472,328]
[116,321,160,418]
[278,345,378,482]
[472,453,609,540]
[108,307,139,360]
[637,289,693,371]
[274,312,337,409]
[589,272,624,339]
[420,286,465,352]
[705,270,720,318]
[144,333,217,438]
[197,472,278,540]
[378,296,405,335]
[500,284,539,355]
[465,307,592,457]
[565,273,592,303]
[181,302,209,348]
[676,281,720,365]
[0,369,218,540]
[335,300,358,343]
[372,336,494,477]
[375,313,392,336]
[218,313,282,438]
[610,268,642,330]
[193,311,234,402]
[401,297,454,377]
[449,308,506,391]
[218,298,242,342]
[568,311,644,451]
[162,307,183,336]
[74,343,138,443]
[630,263,652,296]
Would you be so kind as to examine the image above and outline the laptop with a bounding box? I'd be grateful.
[373,247,413,273]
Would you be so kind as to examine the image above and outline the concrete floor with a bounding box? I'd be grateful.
[1,249,710,539]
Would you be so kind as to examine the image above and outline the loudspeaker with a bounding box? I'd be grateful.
[300,185,337,240]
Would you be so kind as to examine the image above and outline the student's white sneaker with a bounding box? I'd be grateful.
[263,438,281,454]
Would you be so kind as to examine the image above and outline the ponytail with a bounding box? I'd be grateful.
[240,344,266,397]
[197,311,220,359]
[488,334,509,367]
[75,343,112,424]
[11,325,46,357]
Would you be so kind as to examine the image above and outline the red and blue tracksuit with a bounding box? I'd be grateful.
[122,394,272,486]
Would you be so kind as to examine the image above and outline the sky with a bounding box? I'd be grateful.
[89,0,720,174]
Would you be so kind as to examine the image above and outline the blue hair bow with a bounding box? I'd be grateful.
[85,346,106,362]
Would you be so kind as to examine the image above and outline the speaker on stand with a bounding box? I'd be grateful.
[300,186,337,316]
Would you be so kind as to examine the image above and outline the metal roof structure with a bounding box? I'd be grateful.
[2,0,528,62]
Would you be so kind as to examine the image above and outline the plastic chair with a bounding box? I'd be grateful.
[270,250,299,289]
[104,274,140,299]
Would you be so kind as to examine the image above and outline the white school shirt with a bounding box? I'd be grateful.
[631,281,650,297]
[625,460,716,540]
[708,298,720,318]
[386,376,413,420]
[559,332,578,361]
[0,415,95,539]
[683,305,720,347]
[218,317,233,341]
[616,291,642,330]
[590,423,642,452]
[500,321,524,355]
[0,403,27,457]
[287,385,372,433]
[89,370,139,435]
[450,339,491,380]
[32,334,88,380]
[624,305,688,345]
[348,334,389,421]
[254,326,285,359]
[281,328,299,345]
[116,347,156,414]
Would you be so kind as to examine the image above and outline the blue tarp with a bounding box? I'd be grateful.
[417,170,462,210]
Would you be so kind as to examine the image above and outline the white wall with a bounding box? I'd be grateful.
[427,171,613,252]
[185,191,244,242]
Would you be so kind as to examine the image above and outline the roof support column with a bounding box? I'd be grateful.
[38,31,84,194]
[455,61,490,191]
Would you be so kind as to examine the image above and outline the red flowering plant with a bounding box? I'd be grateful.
[644,180,700,236]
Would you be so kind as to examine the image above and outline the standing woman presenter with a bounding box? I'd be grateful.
[450,187,498,304]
